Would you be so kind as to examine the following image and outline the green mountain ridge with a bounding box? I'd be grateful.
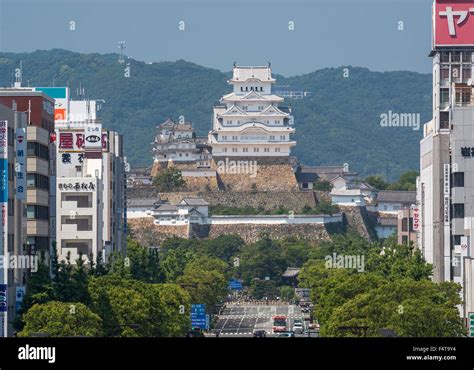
[0,49,431,180]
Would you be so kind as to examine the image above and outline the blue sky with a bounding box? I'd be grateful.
[1,0,433,76]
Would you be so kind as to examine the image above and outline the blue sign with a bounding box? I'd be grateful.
[0,159,8,203]
[191,304,207,329]
[0,284,7,313]
[228,279,243,291]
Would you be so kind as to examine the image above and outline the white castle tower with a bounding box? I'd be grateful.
[208,63,296,157]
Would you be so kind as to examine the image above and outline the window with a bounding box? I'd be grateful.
[440,111,449,129]
[270,135,275,141]
[232,136,238,140]
[453,235,463,246]
[26,205,49,220]
[258,106,264,110]
[441,52,450,63]
[452,65,461,80]
[228,120,233,125]
[264,148,269,152]
[280,135,285,140]
[452,172,464,187]
[232,148,238,153]
[243,148,248,153]
[440,68,450,80]
[462,67,471,80]
[440,88,450,105]
[254,148,259,152]
[275,148,281,152]
[402,236,408,244]
[8,128,14,146]
[27,142,49,160]
[223,148,227,153]
[452,203,464,219]
[409,217,414,232]
[26,173,49,190]
[462,52,471,63]
[8,198,14,216]
[402,218,408,232]
[275,120,280,125]
[453,253,462,277]
[452,52,461,62]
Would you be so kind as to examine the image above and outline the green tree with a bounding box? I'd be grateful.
[313,180,332,191]
[323,280,464,337]
[238,236,287,285]
[153,167,185,191]
[280,286,296,302]
[204,235,244,263]
[18,301,103,337]
[386,171,418,191]
[364,175,389,190]
[176,265,227,309]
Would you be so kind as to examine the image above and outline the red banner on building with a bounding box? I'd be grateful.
[434,1,474,46]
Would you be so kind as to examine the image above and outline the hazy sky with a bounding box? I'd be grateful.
[1,0,433,76]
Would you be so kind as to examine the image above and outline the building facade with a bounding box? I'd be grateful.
[208,64,296,157]
[418,0,474,321]
[54,89,126,264]
[0,103,28,337]
[0,88,55,261]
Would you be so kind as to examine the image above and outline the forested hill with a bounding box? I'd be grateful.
[0,49,431,180]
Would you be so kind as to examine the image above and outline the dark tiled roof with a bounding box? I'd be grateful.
[180,198,209,206]
[377,190,416,204]
[295,172,317,183]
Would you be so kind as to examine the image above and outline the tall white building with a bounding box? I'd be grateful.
[418,0,474,323]
[209,64,296,157]
[54,89,126,264]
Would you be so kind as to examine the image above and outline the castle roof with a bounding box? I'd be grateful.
[229,65,276,83]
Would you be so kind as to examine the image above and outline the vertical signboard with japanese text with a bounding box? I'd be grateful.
[0,120,7,337]
[15,128,26,200]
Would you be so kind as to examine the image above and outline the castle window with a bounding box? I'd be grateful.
[232,148,238,152]
[241,87,243,91]
[254,148,259,152]
[264,148,269,152]
[270,135,275,140]
[223,148,227,153]
[280,135,285,140]
[275,148,280,152]
[243,148,248,152]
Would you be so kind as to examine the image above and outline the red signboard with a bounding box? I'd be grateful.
[434,1,474,46]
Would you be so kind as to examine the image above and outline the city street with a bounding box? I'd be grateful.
[214,302,315,337]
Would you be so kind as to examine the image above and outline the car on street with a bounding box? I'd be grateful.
[292,321,304,334]
[253,330,267,338]
[277,331,295,338]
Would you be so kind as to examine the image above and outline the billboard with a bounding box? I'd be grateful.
[57,129,108,153]
[434,1,474,46]
[35,87,69,123]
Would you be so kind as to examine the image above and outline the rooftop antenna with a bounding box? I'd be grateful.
[118,41,126,64]
[77,82,85,99]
